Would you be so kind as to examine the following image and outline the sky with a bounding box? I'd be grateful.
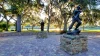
[96,0,100,9]
[96,5,100,9]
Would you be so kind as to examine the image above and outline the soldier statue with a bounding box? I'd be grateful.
[67,5,82,35]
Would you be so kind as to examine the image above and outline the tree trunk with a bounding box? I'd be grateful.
[22,25,24,30]
[47,17,50,32]
[3,14,9,31]
[6,20,9,31]
[47,4,52,32]
[63,15,67,31]
[83,24,84,31]
[17,14,21,32]
[59,25,62,32]
[59,6,67,32]
[32,25,34,30]
[82,19,85,31]
[15,21,17,31]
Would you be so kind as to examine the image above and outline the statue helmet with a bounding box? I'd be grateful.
[77,6,81,10]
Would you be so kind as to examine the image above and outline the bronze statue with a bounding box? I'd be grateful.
[67,6,82,35]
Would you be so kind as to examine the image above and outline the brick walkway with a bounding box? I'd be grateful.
[0,34,100,56]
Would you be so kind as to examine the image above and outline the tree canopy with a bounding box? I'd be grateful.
[0,0,100,32]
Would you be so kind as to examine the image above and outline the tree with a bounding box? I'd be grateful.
[57,0,73,32]
[6,0,35,32]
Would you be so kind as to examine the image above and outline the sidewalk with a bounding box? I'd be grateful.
[0,34,100,56]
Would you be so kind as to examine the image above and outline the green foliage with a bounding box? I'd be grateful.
[7,0,34,14]
[68,1,74,8]
[0,21,6,30]
[0,21,10,31]
[59,0,68,3]
[10,5,18,14]
[74,0,97,9]
[88,0,97,5]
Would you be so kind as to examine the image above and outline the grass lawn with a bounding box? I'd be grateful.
[81,30,100,32]
[23,29,100,33]
[3,28,100,33]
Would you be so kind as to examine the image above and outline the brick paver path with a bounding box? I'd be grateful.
[0,34,100,56]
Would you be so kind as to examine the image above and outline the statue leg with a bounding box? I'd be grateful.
[75,19,81,30]
[68,20,76,31]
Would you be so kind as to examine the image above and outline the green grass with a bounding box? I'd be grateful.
[82,30,100,32]
[3,28,100,33]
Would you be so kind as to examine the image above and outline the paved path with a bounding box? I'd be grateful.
[0,35,100,56]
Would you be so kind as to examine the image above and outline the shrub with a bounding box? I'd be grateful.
[0,21,10,31]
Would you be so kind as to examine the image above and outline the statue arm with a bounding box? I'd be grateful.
[74,10,81,18]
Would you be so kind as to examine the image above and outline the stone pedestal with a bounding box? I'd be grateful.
[60,35,87,55]
[37,31,47,38]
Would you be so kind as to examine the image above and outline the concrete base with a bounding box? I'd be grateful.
[37,31,48,38]
[60,35,88,55]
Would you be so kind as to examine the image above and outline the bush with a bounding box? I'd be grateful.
[2,23,6,30]
[0,21,10,31]
[0,29,3,32]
